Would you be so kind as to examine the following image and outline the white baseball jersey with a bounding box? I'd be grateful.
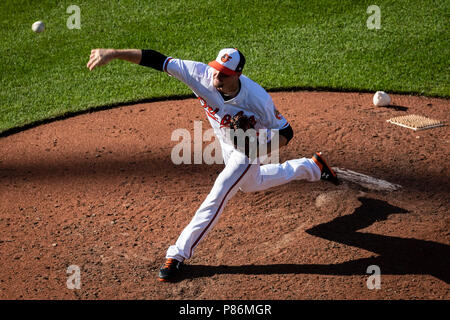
[163,58,289,155]
[163,56,322,263]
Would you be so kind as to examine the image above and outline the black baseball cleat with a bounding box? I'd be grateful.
[158,258,183,282]
[312,152,340,185]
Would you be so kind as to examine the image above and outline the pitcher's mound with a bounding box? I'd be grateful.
[333,167,402,191]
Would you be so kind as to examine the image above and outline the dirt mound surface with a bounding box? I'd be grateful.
[0,91,448,299]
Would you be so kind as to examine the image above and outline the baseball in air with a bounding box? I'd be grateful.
[32,21,45,33]
[373,91,391,106]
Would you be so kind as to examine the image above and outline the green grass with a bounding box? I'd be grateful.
[0,0,449,134]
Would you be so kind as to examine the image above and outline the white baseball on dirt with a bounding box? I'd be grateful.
[32,21,45,33]
[373,91,391,106]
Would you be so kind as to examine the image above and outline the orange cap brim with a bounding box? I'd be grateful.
[208,61,237,76]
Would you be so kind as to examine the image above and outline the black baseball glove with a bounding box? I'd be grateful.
[229,113,256,158]
[229,113,254,131]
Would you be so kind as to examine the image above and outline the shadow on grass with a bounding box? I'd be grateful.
[176,197,449,284]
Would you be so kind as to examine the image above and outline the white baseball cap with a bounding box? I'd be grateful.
[208,48,246,76]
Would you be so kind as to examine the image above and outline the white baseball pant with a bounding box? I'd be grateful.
[165,146,321,262]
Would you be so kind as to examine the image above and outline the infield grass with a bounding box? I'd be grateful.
[0,0,448,134]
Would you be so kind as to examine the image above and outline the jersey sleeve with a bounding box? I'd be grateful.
[252,92,290,145]
[257,94,289,130]
[163,58,208,88]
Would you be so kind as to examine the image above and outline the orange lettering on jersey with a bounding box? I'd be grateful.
[197,97,258,128]
[198,97,207,106]
[198,97,220,122]
[274,107,283,120]
[220,114,232,128]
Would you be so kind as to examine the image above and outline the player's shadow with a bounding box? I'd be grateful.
[378,104,408,111]
[179,197,449,283]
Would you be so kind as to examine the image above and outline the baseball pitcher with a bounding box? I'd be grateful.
[87,48,339,282]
